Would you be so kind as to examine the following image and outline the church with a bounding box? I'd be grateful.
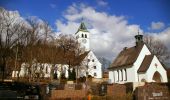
[108,34,168,84]
[17,22,102,79]
[75,22,102,78]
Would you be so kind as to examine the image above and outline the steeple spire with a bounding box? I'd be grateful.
[75,20,89,34]
[78,22,88,31]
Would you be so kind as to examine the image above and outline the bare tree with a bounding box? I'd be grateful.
[144,35,170,63]
[20,17,56,82]
[0,7,29,81]
[55,34,85,82]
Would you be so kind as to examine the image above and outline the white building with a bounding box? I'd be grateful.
[75,22,102,78]
[17,22,102,79]
[108,34,168,84]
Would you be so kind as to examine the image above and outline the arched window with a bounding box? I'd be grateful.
[82,34,84,38]
[85,34,87,38]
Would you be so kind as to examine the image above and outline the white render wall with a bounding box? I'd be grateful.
[18,63,69,78]
[133,44,151,82]
[76,31,90,51]
[80,51,102,78]
[145,56,168,82]
[138,73,146,82]
[108,71,114,83]
[19,63,53,78]
[108,66,134,84]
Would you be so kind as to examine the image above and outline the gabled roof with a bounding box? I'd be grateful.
[108,43,144,70]
[75,22,89,34]
[137,55,154,73]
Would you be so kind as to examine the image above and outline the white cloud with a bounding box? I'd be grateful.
[146,27,170,49]
[149,21,165,30]
[50,3,56,9]
[56,4,141,60]
[0,8,30,28]
[96,0,108,6]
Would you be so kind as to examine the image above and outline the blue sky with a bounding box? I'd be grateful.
[0,0,170,60]
[1,0,170,31]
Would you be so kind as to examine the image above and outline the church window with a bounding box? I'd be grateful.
[121,69,123,81]
[117,70,119,82]
[85,34,87,38]
[92,59,94,62]
[93,66,96,69]
[82,34,84,38]
[94,73,97,76]
[88,59,90,62]
[124,69,127,81]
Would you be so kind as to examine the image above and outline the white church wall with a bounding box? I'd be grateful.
[76,31,90,51]
[125,67,136,82]
[108,71,114,83]
[138,73,147,82]
[133,44,151,82]
[43,63,52,78]
[19,63,28,77]
[54,64,69,78]
[87,51,102,78]
[109,66,134,84]
[146,56,168,82]
[80,51,102,78]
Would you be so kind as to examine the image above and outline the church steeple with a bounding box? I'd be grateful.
[76,22,89,34]
[75,22,90,51]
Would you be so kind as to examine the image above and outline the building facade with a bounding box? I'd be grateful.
[75,22,102,78]
[108,34,168,84]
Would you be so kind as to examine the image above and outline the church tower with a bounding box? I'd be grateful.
[75,22,90,51]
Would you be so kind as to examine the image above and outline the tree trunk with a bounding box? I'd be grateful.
[1,57,6,81]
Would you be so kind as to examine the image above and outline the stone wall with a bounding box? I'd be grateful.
[107,84,126,97]
[134,83,170,100]
[48,84,87,100]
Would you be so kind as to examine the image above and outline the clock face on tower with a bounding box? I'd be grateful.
[82,39,87,43]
